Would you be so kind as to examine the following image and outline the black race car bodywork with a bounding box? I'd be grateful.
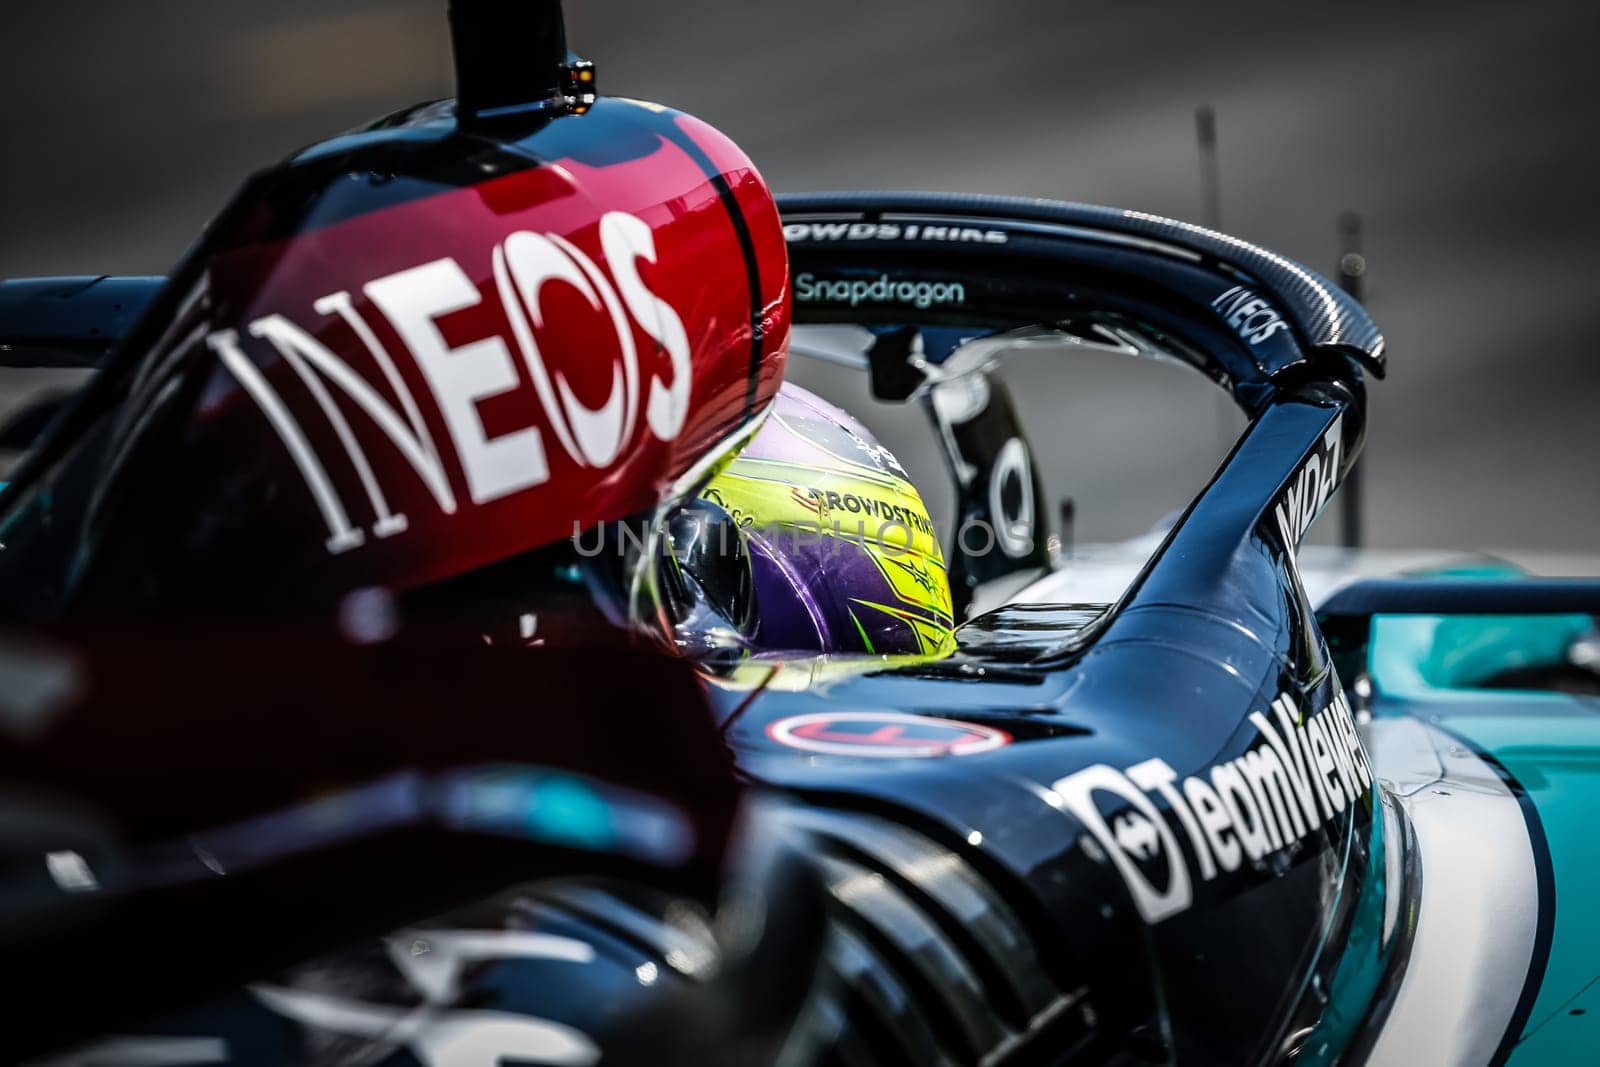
[717,194,1390,1064]
[0,204,1394,1065]
[0,4,1432,1064]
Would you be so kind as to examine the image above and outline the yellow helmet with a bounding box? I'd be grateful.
[661,384,955,658]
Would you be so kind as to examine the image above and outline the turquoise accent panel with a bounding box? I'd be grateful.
[1296,797,1393,1065]
[1369,579,1600,1062]
[528,774,618,850]
[1377,562,1592,692]
[1420,613,1590,689]
[1511,973,1600,1063]
[453,769,619,852]
[1481,713,1600,1063]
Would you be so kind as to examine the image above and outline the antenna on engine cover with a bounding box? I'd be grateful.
[449,0,596,124]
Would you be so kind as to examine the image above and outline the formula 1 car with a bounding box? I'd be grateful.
[2,2,1597,1064]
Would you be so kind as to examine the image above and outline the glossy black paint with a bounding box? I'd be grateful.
[0,275,163,363]
[0,32,1396,1053]
[781,192,1385,378]
[449,0,578,123]
[709,194,1384,1062]
[1322,576,1600,617]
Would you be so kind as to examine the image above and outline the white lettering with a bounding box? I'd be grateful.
[1184,774,1241,873]
[366,258,547,506]
[1129,758,1216,880]
[1063,689,1372,923]
[215,211,691,555]
[601,211,691,442]
[1051,764,1193,923]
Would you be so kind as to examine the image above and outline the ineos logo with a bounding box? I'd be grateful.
[1212,285,1290,347]
[208,211,690,555]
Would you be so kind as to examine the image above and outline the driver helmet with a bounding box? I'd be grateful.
[659,383,955,660]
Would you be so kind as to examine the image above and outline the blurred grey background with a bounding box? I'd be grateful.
[2,0,1596,554]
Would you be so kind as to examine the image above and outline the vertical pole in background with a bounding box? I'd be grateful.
[1196,105,1234,466]
[1196,105,1222,230]
[1338,211,1367,550]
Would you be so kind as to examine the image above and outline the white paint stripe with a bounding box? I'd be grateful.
[1361,718,1540,1066]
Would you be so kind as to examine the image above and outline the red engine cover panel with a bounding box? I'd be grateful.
[192,102,789,594]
